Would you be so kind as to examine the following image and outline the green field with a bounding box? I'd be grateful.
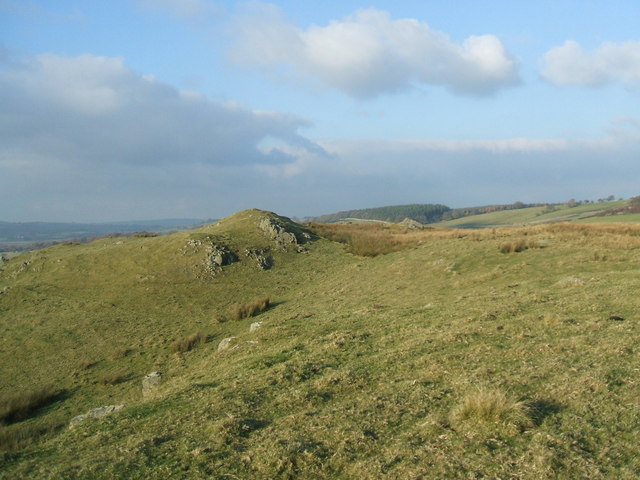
[1,210,640,478]
[435,200,628,228]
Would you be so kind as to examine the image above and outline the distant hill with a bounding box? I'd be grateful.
[309,198,640,227]
[0,218,210,252]
[308,201,555,225]
[309,203,452,224]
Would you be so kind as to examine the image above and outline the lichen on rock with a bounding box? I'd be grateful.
[256,216,311,252]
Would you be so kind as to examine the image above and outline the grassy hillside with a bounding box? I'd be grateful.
[435,200,630,228]
[310,203,451,224]
[1,210,640,478]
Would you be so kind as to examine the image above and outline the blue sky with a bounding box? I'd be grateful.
[1,0,639,221]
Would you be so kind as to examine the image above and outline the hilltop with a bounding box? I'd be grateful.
[1,209,639,478]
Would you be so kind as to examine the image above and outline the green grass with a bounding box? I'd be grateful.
[1,210,640,478]
[435,200,627,228]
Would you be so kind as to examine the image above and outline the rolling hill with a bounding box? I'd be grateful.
[1,209,639,478]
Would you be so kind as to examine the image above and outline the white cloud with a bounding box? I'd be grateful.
[0,52,321,167]
[230,4,520,98]
[542,40,640,87]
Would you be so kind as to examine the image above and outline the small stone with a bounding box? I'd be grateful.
[558,276,585,286]
[218,337,238,352]
[142,371,162,397]
[69,404,124,428]
[609,315,624,321]
[249,322,262,332]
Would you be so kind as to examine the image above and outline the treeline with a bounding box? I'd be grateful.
[310,201,548,224]
[311,204,452,224]
[442,202,547,221]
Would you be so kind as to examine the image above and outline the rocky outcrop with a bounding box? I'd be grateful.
[69,405,124,428]
[142,371,162,397]
[208,245,238,270]
[245,248,272,270]
[399,218,424,230]
[257,216,311,252]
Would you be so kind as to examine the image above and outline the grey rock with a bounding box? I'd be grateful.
[245,248,273,270]
[209,245,238,269]
[142,371,162,397]
[399,218,424,230]
[257,217,300,250]
[70,404,124,428]
[249,322,262,332]
[218,337,238,352]
[558,276,585,286]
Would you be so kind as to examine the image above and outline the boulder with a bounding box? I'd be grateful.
[142,371,162,397]
[209,245,238,269]
[245,248,273,270]
[257,217,300,250]
[250,322,262,332]
[399,218,424,230]
[218,337,238,352]
[70,404,124,428]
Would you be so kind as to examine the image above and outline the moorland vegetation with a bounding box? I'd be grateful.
[1,208,639,478]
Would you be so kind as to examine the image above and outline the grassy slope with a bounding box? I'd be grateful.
[435,200,630,228]
[1,212,640,478]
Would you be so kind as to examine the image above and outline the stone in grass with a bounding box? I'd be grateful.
[609,315,624,321]
[250,322,262,332]
[142,371,162,397]
[557,276,585,286]
[218,337,238,352]
[70,405,124,428]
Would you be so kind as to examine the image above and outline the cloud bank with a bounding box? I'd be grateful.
[230,4,521,98]
[542,40,640,88]
[0,52,317,168]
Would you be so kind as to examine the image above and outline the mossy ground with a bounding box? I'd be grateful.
[1,211,639,478]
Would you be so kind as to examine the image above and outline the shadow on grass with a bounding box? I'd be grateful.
[529,398,563,426]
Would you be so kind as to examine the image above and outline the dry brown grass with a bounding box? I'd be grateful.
[98,369,129,386]
[228,297,270,321]
[171,330,208,353]
[449,389,532,432]
[0,386,60,425]
[499,238,540,253]
[307,222,470,256]
[0,421,63,451]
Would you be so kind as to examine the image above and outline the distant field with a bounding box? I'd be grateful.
[435,200,627,227]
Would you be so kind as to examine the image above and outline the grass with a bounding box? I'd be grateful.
[98,370,129,386]
[171,331,208,353]
[1,209,640,478]
[227,296,270,320]
[435,199,628,228]
[0,386,60,425]
[449,389,533,433]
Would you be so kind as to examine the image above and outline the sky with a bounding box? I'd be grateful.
[1,0,640,222]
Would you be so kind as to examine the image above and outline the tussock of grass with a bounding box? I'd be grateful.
[171,330,208,353]
[227,296,270,321]
[0,421,63,451]
[98,370,129,386]
[499,239,539,253]
[0,386,60,425]
[450,389,532,432]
